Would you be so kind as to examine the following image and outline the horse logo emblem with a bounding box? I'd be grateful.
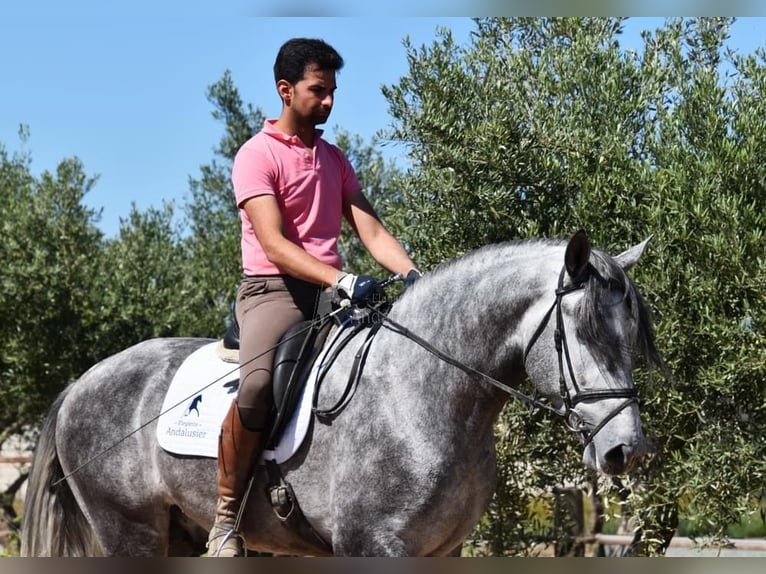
[185,394,202,417]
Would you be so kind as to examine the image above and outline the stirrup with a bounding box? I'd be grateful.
[207,526,246,557]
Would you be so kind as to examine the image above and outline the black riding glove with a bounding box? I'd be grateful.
[403,268,423,289]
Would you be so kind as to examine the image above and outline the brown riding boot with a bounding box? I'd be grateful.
[206,402,266,557]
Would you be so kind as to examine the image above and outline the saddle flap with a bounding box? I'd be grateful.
[268,318,334,448]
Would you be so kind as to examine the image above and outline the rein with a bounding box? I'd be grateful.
[380,266,638,448]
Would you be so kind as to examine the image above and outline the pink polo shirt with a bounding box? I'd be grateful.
[232,120,361,276]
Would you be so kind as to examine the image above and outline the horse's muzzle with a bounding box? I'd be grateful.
[586,437,653,475]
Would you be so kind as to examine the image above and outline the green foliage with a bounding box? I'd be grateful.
[182,70,265,336]
[96,203,190,348]
[334,129,405,278]
[0,139,104,445]
[383,16,766,554]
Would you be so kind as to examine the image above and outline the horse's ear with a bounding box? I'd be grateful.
[614,235,653,271]
[565,229,591,278]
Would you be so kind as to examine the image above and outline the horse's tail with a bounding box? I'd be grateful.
[20,385,97,556]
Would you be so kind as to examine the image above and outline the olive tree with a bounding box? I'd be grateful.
[0,137,104,445]
[382,17,766,555]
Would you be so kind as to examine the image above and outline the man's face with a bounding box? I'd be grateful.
[286,65,337,126]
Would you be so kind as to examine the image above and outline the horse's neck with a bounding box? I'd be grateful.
[391,247,557,392]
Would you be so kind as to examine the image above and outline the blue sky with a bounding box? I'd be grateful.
[1,13,765,237]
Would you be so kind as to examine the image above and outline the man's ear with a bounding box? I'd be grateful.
[277,79,293,105]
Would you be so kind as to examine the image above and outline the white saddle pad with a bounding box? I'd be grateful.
[156,323,349,464]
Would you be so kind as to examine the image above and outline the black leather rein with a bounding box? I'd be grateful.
[375,265,638,449]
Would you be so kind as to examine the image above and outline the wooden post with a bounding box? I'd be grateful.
[553,486,585,556]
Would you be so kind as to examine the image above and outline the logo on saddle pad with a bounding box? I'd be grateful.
[185,394,202,417]
[156,322,348,464]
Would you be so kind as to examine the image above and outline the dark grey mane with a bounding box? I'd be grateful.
[577,249,663,374]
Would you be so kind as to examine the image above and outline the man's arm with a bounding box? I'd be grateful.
[243,194,340,286]
[342,190,417,277]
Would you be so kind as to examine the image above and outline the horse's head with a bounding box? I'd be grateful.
[523,230,662,475]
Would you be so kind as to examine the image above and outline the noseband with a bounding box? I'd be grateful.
[523,267,638,448]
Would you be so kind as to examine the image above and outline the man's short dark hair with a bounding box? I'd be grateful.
[274,38,344,84]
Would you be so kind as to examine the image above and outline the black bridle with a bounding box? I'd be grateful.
[522,266,638,447]
[352,266,638,449]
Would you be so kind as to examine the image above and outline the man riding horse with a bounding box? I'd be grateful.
[207,37,421,557]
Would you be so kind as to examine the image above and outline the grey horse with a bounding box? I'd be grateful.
[21,230,662,556]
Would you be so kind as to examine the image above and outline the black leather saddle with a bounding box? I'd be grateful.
[221,312,334,448]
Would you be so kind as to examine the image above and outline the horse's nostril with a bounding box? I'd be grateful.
[604,444,629,471]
